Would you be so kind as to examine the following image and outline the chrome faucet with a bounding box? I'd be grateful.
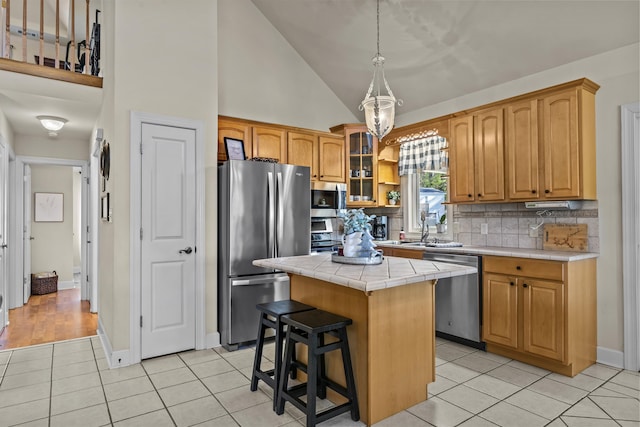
[420,210,429,243]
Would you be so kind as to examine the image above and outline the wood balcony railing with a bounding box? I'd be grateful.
[0,0,102,88]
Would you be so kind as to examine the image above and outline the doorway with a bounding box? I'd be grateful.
[6,156,94,349]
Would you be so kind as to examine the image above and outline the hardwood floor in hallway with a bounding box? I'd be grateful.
[0,288,97,350]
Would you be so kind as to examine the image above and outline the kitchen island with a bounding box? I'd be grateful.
[253,253,476,425]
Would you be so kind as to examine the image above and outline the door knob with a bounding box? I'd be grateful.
[29,236,35,240]
[1,244,7,249]
[179,247,193,254]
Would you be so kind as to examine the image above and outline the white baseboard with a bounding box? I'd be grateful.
[57,280,77,290]
[206,332,221,349]
[98,318,131,369]
[597,346,625,369]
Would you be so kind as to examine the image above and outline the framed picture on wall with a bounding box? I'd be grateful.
[224,137,246,160]
[34,192,64,222]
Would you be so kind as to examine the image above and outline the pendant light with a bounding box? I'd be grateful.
[359,0,402,140]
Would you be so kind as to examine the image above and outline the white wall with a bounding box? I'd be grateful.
[14,134,90,160]
[218,0,358,131]
[29,165,74,282]
[396,43,640,357]
[96,0,218,353]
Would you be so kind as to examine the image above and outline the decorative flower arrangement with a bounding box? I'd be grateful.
[339,208,375,235]
[387,190,400,201]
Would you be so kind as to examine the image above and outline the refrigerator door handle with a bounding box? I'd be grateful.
[267,171,275,258]
[275,171,284,257]
[231,275,289,286]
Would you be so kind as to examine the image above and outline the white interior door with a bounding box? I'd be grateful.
[140,123,196,359]
[22,165,31,304]
[0,142,6,330]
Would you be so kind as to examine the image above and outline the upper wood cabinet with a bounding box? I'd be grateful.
[449,107,505,203]
[318,136,345,182]
[252,126,287,162]
[287,131,317,178]
[506,99,540,200]
[474,107,505,201]
[287,132,345,182]
[335,125,379,207]
[449,115,475,203]
[218,118,251,163]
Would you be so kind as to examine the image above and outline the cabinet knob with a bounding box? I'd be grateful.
[516,266,521,270]
[320,175,324,178]
[523,283,528,288]
[478,193,482,197]
[510,282,515,286]
[468,194,472,198]
[531,190,537,194]
[545,189,550,194]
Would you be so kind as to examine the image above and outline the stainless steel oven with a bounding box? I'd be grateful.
[311,217,338,253]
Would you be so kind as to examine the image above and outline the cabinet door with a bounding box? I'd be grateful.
[482,273,518,349]
[288,131,317,179]
[218,119,251,163]
[449,116,475,202]
[506,99,539,199]
[474,108,505,201]
[522,278,565,362]
[541,89,580,198]
[346,128,377,205]
[318,136,345,182]
[252,126,287,163]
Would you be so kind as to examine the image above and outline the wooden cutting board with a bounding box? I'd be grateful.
[543,224,588,252]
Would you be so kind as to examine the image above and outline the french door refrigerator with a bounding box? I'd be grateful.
[218,160,310,350]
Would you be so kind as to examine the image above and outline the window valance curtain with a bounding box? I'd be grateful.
[398,136,448,176]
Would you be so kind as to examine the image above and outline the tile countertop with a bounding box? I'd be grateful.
[377,242,599,262]
[252,253,477,293]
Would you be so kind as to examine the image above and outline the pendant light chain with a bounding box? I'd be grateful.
[376,0,380,57]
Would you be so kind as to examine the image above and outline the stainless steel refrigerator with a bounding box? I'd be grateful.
[218,160,311,350]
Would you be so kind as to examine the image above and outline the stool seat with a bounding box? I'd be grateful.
[250,299,316,411]
[277,309,359,427]
[282,309,352,334]
[256,299,316,318]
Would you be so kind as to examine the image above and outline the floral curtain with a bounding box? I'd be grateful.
[398,136,448,176]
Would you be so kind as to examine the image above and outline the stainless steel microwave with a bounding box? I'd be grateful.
[310,182,346,216]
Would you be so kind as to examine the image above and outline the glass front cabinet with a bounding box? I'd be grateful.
[345,126,378,206]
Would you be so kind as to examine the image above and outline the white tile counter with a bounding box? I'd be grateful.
[253,253,476,292]
[376,243,599,261]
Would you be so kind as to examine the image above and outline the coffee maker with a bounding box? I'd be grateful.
[372,216,388,240]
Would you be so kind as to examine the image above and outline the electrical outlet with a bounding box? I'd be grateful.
[481,223,488,235]
[529,226,538,238]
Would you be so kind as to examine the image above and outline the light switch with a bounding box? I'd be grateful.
[481,223,488,235]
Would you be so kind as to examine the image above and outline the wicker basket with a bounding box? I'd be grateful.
[31,271,58,295]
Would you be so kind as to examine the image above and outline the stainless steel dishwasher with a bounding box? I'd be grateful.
[423,252,485,350]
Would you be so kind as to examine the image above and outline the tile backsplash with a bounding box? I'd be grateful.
[451,201,600,252]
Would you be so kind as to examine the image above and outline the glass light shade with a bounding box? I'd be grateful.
[362,95,396,140]
[37,116,67,131]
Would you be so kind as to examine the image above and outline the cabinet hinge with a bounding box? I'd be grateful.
[140,228,143,240]
[85,177,90,185]
[86,275,89,282]
[140,143,143,155]
[140,316,143,328]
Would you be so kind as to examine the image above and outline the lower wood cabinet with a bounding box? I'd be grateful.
[380,247,424,259]
[482,256,596,376]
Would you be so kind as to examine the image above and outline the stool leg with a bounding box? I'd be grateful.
[306,332,318,427]
[250,314,268,392]
[317,333,326,400]
[290,336,297,380]
[272,317,284,411]
[338,328,360,421]
[276,327,295,415]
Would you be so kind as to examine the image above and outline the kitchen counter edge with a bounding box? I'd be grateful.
[376,243,598,262]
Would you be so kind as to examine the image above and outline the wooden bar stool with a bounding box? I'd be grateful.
[276,309,359,427]
[250,300,316,410]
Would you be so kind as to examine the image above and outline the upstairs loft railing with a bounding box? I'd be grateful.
[0,0,102,88]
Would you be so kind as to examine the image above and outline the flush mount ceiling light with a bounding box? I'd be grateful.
[359,0,402,140]
[37,115,67,137]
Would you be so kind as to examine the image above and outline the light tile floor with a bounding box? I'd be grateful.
[0,336,638,427]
